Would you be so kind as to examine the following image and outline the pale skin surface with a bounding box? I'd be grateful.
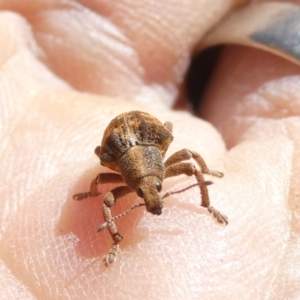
[0,0,299,299]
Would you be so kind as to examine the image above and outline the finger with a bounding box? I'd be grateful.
[1,104,227,299]
[0,0,240,106]
[1,97,292,299]
[201,46,300,147]
[201,45,300,297]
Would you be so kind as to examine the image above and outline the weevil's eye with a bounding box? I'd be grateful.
[155,182,162,192]
[136,187,144,198]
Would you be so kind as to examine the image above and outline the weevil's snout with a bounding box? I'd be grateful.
[149,206,162,215]
[136,176,163,216]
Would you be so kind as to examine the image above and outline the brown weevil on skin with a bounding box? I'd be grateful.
[73,111,228,266]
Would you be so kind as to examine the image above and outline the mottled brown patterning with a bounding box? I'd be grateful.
[73,110,227,266]
[99,111,173,171]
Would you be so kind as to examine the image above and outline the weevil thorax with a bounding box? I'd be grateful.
[98,111,174,215]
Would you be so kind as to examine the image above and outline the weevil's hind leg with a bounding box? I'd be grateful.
[165,149,224,178]
[100,186,133,266]
[164,148,223,178]
[207,206,228,224]
[73,173,124,200]
[164,153,228,225]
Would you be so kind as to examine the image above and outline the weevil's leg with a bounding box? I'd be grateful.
[164,148,223,178]
[101,186,134,266]
[164,121,173,133]
[73,173,124,200]
[164,162,228,224]
[165,163,210,206]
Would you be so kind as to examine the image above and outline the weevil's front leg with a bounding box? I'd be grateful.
[164,161,228,225]
[100,186,133,266]
[164,148,223,178]
[73,173,124,200]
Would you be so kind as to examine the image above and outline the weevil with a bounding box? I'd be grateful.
[73,111,227,266]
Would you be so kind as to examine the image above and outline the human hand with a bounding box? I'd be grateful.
[0,0,299,299]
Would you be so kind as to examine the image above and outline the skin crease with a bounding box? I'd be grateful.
[0,0,299,299]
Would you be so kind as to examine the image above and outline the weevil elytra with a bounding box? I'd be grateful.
[73,111,227,266]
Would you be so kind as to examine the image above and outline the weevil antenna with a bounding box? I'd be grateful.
[162,181,213,199]
[98,182,213,231]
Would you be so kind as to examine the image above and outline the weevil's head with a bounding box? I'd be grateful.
[136,176,163,215]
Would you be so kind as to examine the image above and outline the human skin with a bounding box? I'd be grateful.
[0,0,299,299]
